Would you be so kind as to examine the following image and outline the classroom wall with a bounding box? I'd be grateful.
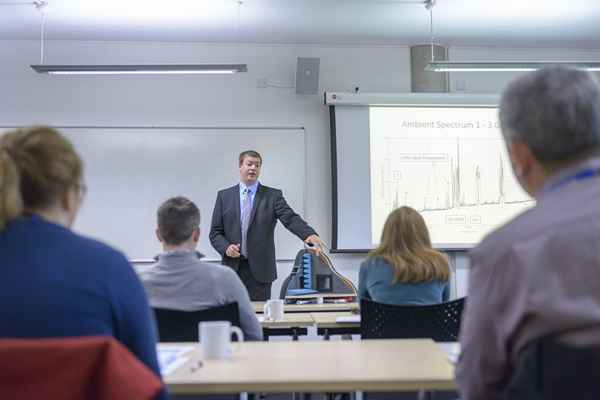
[3,39,600,299]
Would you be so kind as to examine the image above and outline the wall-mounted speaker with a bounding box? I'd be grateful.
[295,57,320,95]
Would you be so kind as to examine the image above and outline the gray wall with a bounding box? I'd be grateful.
[3,40,600,298]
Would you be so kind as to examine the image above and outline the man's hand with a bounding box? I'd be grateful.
[226,244,241,258]
[304,234,326,260]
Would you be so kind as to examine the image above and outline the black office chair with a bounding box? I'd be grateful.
[503,336,600,400]
[153,302,240,342]
[361,298,465,400]
[360,298,465,341]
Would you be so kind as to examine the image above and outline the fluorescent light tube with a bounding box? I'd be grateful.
[425,62,600,72]
[31,64,248,75]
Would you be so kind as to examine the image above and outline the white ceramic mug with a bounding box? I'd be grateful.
[263,299,285,321]
[198,321,244,360]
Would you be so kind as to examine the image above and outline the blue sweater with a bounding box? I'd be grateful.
[0,214,166,398]
[358,256,449,305]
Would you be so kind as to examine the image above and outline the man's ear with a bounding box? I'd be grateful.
[192,227,201,243]
[155,228,163,243]
[508,141,533,180]
[508,140,546,196]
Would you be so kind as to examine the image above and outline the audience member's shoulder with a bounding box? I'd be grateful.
[360,256,388,271]
[206,261,239,278]
[67,230,131,270]
[360,256,375,269]
[358,258,370,276]
[205,262,245,286]
[137,261,158,279]
[472,206,537,262]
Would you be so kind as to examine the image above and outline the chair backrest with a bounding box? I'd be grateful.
[280,249,357,298]
[503,337,600,400]
[360,297,465,341]
[0,336,162,400]
[153,302,241,342]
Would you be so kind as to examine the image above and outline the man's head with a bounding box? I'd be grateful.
[156,196,200,250]
[499,67,600,196]
[239,150,262,186]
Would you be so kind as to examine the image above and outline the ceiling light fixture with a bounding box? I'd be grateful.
[421,1,600,73]
[30,64,248,75]
[27,1,248,75]
[425,61,600,72]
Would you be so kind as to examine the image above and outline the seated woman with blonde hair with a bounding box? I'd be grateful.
[0,126,165,398]
[359,206,450,305]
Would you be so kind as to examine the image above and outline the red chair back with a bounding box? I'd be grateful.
[0,336,163,400]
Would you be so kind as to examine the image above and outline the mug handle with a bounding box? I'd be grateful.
[263,302,271,321]
[230,326,245,353]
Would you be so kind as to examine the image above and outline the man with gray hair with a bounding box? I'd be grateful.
[457,67,600,400]
[139,196,262,341]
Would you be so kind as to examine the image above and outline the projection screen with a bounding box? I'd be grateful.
[328,93,534,251]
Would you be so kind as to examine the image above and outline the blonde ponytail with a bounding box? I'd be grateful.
[0,148,23,230]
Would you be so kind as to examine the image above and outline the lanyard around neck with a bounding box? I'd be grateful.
[548,168,600,192]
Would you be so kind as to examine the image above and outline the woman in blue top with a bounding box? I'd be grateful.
[0,126,166,398]
[359,206,450,305]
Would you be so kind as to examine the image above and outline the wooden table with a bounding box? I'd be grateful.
[252,301,359,313]
[258,313,315,341]
[309,312,358,328]
[163,339,456,394]
[310,311,360,339]
[259,313,315,329]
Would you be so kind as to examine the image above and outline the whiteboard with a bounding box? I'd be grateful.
[61,127,306,260]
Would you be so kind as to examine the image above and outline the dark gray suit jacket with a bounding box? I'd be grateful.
[209,184,316,283]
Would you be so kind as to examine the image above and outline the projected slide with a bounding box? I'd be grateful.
[370,106,535,246]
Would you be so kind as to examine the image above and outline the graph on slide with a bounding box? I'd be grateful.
[370,107,535,246]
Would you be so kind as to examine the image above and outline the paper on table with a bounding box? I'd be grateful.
[158,345,195,376]
[335,315,360,323]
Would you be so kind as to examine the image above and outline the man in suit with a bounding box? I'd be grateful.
[210,150,324,301]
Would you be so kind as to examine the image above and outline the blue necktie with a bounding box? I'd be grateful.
[241,188,252,257]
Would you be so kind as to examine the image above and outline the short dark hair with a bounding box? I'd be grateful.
[238,150,262,166]
[157,196,200,245]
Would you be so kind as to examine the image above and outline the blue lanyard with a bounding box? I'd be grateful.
[549,168,600,192]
